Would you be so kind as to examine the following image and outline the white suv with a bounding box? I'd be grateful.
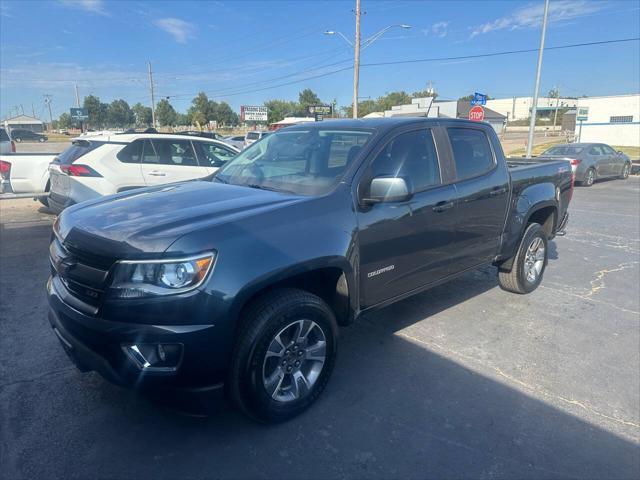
[48,133,239,213]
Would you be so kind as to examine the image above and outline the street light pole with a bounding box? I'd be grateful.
[352,0,361,119]
[526,0,549,158]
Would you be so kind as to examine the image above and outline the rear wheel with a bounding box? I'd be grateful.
[582,168,596,187]
[38,137,45,143]
[39,181,50,207]
[620,163,630,179]
[14,137,22,143]
[229,288,337,423]
[498,223,548,294]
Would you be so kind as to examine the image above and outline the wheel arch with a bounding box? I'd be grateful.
[230,257,357,335]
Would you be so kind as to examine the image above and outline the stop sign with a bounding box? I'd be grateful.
[468,106,485,121]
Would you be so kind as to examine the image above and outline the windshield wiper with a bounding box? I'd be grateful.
[245,184,297,195]
[213,175,228,184]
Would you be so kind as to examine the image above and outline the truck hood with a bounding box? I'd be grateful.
[57,180,304,257]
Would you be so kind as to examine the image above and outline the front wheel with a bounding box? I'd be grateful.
[620,163,630,179]
[498,223,548,294]
[229,288,338,423]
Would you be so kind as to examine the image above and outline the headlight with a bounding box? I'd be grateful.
[109,253,215,298]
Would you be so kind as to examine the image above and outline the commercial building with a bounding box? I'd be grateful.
[575,94,640,147]
[485,97,578,121]
[1,114,45,133]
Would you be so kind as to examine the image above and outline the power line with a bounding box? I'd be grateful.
[170,36,639,100]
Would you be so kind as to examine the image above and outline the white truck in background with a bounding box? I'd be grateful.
[0,127,55,204]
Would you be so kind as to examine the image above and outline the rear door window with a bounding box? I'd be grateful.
[149,139,199,166]
[447,128,495,181]
[57,140,105,164]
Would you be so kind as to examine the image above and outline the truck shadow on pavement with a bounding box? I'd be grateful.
[3,221,636,479]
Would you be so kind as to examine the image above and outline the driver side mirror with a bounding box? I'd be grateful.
[362,176,412,204]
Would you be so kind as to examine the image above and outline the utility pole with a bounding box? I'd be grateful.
[74,83,81,107]
[148,61,156,128]
[526,0,549,158]
[352,0,361,119]
[553,86,560,132]
[44,94,53,130]
[32,104,35,117]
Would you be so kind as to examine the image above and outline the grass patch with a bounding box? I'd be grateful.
[612,146,640,159]
[505,140,566,157]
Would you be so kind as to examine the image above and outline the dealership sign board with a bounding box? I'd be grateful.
[470,93,487,106]
[70,107,89,120]
[576,107,589,122]
[240,106,268,122]
[307,105,333,115]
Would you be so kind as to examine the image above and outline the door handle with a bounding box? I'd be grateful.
[148,171,166,177]
[489,187,507,196]
[432,201,454,213]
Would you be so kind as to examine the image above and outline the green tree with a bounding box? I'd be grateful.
[548,87,560,98]
[155,98,177,126]
[188,92,212,124]
[411,89,438,99]
[132,103,153,127]
[212,101,238,126]
[264,99,299,124]
[341,99,378,118]
[377,91,412,111]
[175,113,191,126]
[58,112,73,129]
[298,88,322,113]
[83,95,107,128]
[106,99,134,127]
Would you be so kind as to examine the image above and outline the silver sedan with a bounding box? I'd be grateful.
[540,143,631,186]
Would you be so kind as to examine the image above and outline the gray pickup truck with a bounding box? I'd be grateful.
[48,118,572,422]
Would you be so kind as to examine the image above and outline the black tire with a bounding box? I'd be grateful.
[620,163,630,179]
[229,288,338,423]
[581,168,596,187]
[498,223,548,294]
[39,181,50,207]
[38,137,45,143]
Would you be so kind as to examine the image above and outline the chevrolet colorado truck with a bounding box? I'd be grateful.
[48,118,572,422]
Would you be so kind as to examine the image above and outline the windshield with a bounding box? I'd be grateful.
[246,132,261,140]
[543,146,584,156]
[215,128,373,195]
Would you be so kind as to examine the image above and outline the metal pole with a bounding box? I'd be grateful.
[526,0,549,158]
[75,84,80,107]
[352,0,361,119]
[148,61,156,128]
[553,87,560,132]
[578,120,583,142]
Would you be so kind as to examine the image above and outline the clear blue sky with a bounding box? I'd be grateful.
[1,0,639,120]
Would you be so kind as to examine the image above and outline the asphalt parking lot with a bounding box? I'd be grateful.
[1,178,639,479]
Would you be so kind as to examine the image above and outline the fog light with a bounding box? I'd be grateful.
[123,344,183,371]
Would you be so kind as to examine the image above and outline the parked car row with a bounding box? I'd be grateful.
[47,118,574,423]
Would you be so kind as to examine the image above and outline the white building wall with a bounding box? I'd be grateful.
[576,94,640,147]
[485,97,577,120]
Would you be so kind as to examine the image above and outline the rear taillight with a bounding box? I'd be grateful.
[568,159,579,202]
[61,164,102,177]
[569,159,581,172]
[10,141,16,153]
[0,160,11,180]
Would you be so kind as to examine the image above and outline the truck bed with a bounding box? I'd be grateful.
[506,157,572,185]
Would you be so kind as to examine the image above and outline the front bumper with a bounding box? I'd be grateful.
[47,275,225,392]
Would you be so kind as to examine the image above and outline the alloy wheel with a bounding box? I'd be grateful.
[262,319,327,403]
[524,237,545,283]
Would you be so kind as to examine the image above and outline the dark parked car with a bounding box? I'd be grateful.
[48,118,572,422]
[540,143,631,186]
[10,128,48,143]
